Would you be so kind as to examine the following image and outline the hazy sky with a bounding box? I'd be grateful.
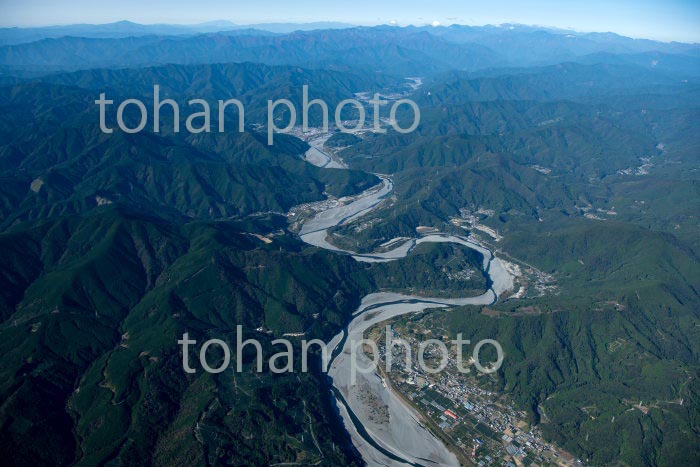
[1,0,698,42]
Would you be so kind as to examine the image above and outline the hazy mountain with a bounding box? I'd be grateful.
[419,23,700,56]
[0,27,503,76]
[0,20,357,46]
[1,24,697,78]
[0,20,698,467]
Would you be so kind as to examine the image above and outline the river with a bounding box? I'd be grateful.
[297,135,513,466]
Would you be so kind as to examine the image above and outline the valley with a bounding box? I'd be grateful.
[293,142,517,465]
[0,16,698,467]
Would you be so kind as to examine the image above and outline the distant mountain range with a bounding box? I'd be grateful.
[0,20,356,45]
[0,20,698,467]
[0,24,698,78]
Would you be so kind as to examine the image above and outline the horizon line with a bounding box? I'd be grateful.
[0,19,697,45]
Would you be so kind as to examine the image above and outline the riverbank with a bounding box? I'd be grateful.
[294,172,514,466]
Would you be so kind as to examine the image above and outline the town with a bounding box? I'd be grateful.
[365,318,584,467]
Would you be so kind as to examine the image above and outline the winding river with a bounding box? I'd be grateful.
[297,139,513,466]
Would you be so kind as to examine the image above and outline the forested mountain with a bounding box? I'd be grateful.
[325,48,700,465]
[1,25,697,77]
[0,20,698,467]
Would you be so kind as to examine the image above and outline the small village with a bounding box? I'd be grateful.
[368,322,584,467]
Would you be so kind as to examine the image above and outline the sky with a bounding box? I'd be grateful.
[1,0,699,42]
